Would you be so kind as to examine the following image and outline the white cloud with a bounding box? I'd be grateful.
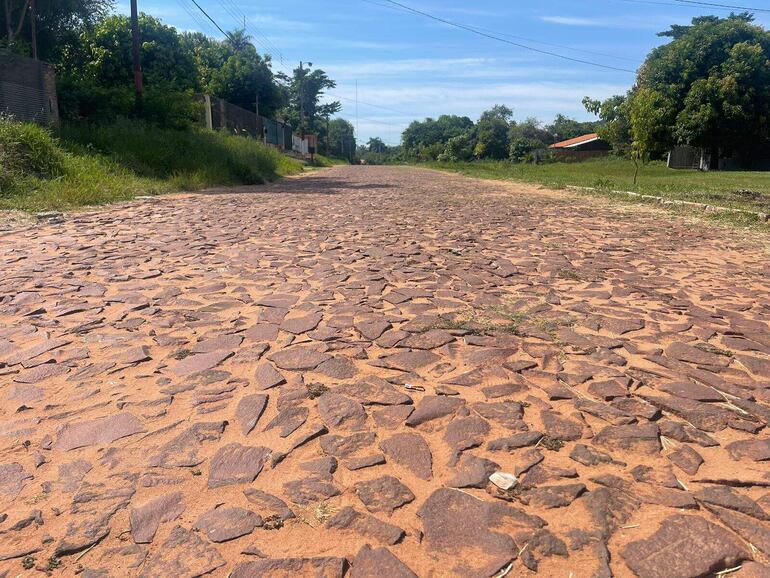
[540,14,675,30]
[541,16,601,27]
[248,14,314,32]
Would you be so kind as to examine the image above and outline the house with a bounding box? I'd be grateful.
[549,133,610,160]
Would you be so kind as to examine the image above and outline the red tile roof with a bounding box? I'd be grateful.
[549,133,601,149]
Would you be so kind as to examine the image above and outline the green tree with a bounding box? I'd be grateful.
[278,63,341,135]
[1,0,111,60]
[439,133,475,162]
[629,88,671,183]
[633,13,770,167]
[327,118,356,161]
[180,30,282,118]
[401,115,474,160]
[583,94,632,155]
[546,113,597,142]
[474,105,512,160]
[367,137,386,153]
[58,13,200,126]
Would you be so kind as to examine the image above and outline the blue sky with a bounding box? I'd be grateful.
[117,0,770,144]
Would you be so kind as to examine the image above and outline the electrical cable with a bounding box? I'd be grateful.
[371,0,637,73]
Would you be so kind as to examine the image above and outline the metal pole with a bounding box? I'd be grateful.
[29,0,37,60]
[130,0,143,112]
[298,61,304,138]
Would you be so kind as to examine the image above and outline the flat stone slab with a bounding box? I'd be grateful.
[130,492,185,544]
[139,526,225,578]
[193,507,263,542]
[621,514,750,578]
[208,443,271,488]
[55,413,145,451]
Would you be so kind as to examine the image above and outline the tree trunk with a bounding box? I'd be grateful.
[633,157,639,186]
[4,0,12,41]
[709,145,719,170]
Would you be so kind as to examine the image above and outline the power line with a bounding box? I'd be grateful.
[363,0,639,64]
[186,0,232,39]
[603,0,768,12]
[326,91,413,117]
[674,0,770,12]
[183,0,290,72]
[467,25,641,64]
[176,0,214,33]
[214,0,286,61]
[372,0,636,73]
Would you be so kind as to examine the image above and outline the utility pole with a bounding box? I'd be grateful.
[29,0,37,60]
[326,115,330,157]
[355,79,359,139]
[298,61,305,138]
[130,0,143,113]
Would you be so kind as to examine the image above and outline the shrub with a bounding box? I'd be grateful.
[1,117,302,211]
[59,119,301,185]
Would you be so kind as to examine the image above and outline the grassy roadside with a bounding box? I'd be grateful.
[0,119,304,212]
[307,154,350,168]
[426,158,770,222]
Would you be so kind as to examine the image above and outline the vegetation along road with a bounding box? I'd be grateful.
[1,166,769,577]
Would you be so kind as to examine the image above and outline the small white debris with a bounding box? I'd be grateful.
[404,383,426,392]
[489,472,518,490]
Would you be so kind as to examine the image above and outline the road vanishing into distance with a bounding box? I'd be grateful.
[1,166,769,577]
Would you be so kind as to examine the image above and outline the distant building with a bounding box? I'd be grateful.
[549,133,611,160]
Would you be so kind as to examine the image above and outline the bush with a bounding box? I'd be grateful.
[0,117,303,211]
[439,133,475,162]
[0,119,65,182]
[58,79,201,130]
[59,119,301,185]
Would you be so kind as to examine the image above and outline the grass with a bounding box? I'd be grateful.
[436,298,575,341]
[310,154,349,167]
[426,157,770,215]
[0,118,304,211]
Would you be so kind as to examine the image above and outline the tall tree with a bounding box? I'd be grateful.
[58,13,200,126]
[327,118,356,160]
[546,113,597,142]
[182,29,283,118]
[583,94,632,154]
[278,63,340,134]
[474,104,512,159]
[1,0,112,60]
[632,13,770,167]
[402,115,474,160]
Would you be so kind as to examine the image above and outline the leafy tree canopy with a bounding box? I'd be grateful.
[634,12,770,162]
[278,63,341,134]
[2,0,112,60]
[402,114,474,159]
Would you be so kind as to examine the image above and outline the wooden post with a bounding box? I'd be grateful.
[130,0,143,112]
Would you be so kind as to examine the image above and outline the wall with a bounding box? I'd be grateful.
[0,52,59,125]
[199,94,309,155]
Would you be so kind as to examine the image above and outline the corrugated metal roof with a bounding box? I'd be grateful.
[549,133,601,149]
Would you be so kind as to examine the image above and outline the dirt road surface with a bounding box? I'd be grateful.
[1,166,769,577]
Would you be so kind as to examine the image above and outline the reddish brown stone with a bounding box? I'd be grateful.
[130,492,185,544]
[621,515,750,578]
[208,443,271,488]
[380,432,432,480]
[350,545,417,578]
[354,475,415,514]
